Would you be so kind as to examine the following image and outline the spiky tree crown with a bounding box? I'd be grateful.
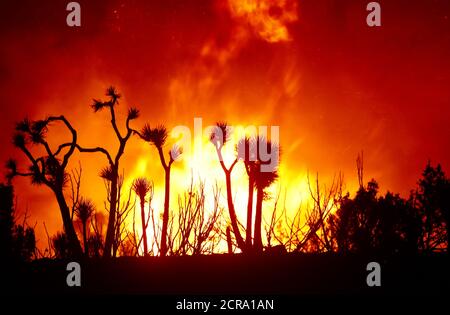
[75,198,95,224]
[140,124,168,148]
[132,177,153,199]
[127,107,140,120]
[210,122,230,148]
[14,118,50,145]
[91,86,121,112]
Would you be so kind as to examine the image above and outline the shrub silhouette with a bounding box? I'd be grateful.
[52,231,71,259]
[0,183,36,261]
[74,198,95,256]
[328,162,450,254]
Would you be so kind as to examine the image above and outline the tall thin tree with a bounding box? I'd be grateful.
[252,137,280,253]
[71,86,139,258]
[132,177,153,256]
[210,122,246,252]
[237,137,258,249]
[135,124,181,256]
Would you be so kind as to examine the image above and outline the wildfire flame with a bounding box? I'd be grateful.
[227,0,298,43]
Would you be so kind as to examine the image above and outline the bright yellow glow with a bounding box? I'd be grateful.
[121,124,315,255]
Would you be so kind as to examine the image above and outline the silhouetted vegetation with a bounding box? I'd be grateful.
[210,122,247,252]
[0,184,36,261]
[327,161,449,255]
[3,88,449,262]
[74,198,95,256]
[80,87,140,258]
[132,178,153,256]
[135,124,182,256]
[6,116,82,256]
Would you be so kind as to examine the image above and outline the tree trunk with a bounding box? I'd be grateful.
[82,222,88,256]
[254,186,264,253]
[245,178,254,249]
[225,172,246,252]
[226,226,233,254]
[160,167,171,256]
[54,189,82,257]
[140,198,148,256]
[104,167,118,258]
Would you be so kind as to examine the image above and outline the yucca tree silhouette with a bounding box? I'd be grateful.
[237,137,258,249]
[7,116,83,257]
[75,198,95,256]
[136,124,181,256]
[252,137,280,252]
[210,122,246,252]
[72,86,139,258]
[132,177,153,256]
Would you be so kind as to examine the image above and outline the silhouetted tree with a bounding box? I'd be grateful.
[132,177,153,256]
[73,86,139,258]
[331,180,380,253]
[7,116,82,257]
[237,137,258,249]
[210,122,246,252]
[413,162,450,252]
[377,192,421,254]
[136,124,181,256]
[328,178,422,255]
[74,198,95,256]
[252,138,279,252]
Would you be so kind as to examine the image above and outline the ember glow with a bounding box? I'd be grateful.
[0,0,449,253]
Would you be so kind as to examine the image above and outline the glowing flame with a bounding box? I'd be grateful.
[227,0,298,43]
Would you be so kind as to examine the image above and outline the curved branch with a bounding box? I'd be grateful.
[48,115,77,169]
[17,146,51,186]
[215,146,229,173]
[76,144,114,166]
[14,172,35,177]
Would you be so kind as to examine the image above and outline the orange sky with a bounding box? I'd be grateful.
[1,0,449,250]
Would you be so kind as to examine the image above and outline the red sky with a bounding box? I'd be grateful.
[1,0,449,246]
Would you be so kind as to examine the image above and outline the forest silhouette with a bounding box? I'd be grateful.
[1,87,449,295]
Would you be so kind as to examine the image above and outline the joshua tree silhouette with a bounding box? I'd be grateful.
[74,198,95,256]
[7,116,83,257]
[132,177,153,256]
[74,86,139,258]
[135,124,181,256]
[252,137,279,252]
[210,122,246,252]
[237,137,258,250]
